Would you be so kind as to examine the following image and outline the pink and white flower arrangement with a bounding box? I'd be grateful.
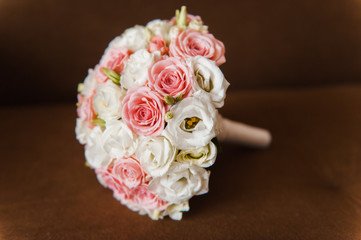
[76,6,230,220]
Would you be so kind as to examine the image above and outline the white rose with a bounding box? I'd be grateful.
[120,49,160,89]
[93,80,126,121]
[136,136,176,178]
[148,162,209,204]
[108,25,147,52]
[188,19,208,33]
[162,201,190,220]
[176,141,217,168]
[80,68,97,98]
[102,119,138,158]
[143,201,189,220]
[163,95,218,149]
[75,118,93,144]
[85,126,111,168]
[168,25,183,40]
[188,56,230,108]
[146,19,173,43]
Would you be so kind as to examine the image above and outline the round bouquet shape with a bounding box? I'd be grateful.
[76,6,271,220]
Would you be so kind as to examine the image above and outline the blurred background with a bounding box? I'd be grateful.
[1,0,361,105]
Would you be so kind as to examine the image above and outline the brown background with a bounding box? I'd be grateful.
[1,0,361,104]
[1,0,361,239]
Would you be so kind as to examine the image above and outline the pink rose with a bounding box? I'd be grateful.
[96,168,130,202]
[96,47,131,83]
[96,163,167,211]
[147,56,193,99]
[122,86,165,136]
[111,157,146,189]
[130,184,167,210]
[171,14,203,25]
[148,36,168,55]
[169,29,226,66]
[96,168,121,191]
[76,94,96,128]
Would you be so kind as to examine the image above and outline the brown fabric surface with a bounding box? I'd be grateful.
[1,85,361,239]
[1,0,361,104]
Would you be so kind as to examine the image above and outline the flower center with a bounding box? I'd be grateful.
[184,117,201,130]
[195,71,213,92]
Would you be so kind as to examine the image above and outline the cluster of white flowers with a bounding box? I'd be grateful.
[76,6,229,220]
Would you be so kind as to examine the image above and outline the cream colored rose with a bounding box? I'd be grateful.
[75,118,92,145]
[102,119,138,158]
[93,80,126,121]
[146,19,173,43]
[108,25,147,52]
[188,56,230,108]
[146,201,190,220]
[80,68,97,98]
[121,49,160,89]
[162,201,190,220]
[168,25,183,40]
[85,126,112,168]
[188,19,208,33]
[148,162,209,204]
[163,95,218,149]
[176,141,217,168]
[136,136,176,178]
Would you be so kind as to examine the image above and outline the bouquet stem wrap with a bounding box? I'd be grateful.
[218,116,272,148]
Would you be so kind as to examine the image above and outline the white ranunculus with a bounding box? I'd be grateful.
[136,136,176,178]
[188,20,208,33]
[108,25,147,52]
[148,163,209,204]
[81,68,97,98]
[85,126,112,168]
[102,119,138,158]
[163,95,218,149]
[75,118,93,145]
[120,49,160,89]
[176,141,217,168]
[188,56,230,108]
[146,19,173,43]
[93,80,126,121]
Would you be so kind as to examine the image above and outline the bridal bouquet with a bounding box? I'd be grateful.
[76,6,229,220]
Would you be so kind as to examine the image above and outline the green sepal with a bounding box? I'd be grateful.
[164,95,176,105]
[102,67,120,85]
[77,83,84,93]
[91,117,106,127]
[177,6,188,27]
[175,94,183,102]
[165,112,173,122]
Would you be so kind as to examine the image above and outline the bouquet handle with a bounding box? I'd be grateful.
[218,116,272,149]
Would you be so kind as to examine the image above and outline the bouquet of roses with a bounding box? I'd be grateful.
[76,6,230,220]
